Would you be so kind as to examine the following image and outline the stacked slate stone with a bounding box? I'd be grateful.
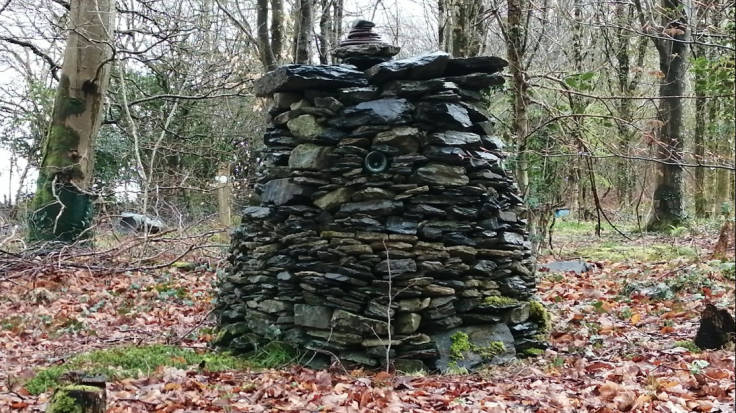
[216,30,546,372]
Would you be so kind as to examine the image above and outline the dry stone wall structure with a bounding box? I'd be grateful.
[216,31,546,372]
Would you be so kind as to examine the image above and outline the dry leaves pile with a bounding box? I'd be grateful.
[0,232,733,412]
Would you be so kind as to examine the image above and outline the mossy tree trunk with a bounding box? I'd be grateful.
[646,0,687,231]
[28,0,114,243]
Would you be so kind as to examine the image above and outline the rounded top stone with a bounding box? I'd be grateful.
[352,19,375,29]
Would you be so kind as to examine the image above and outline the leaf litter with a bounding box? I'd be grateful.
[0,232,733,412]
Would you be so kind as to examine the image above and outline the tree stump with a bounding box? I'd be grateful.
[46,385,106,413]
[694,304,735,350]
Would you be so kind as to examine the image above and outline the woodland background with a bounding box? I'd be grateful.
[0,0,735,411]
[0,0,733,245]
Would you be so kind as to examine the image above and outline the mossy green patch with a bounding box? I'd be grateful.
[450,332,472,361]
[25,344,248,395]
[47,385,104,413]
[529,300,551,334]
[673,340,702,353]
[47,390,81,413]
[521,347,544,357]
[248,341,297,368]
[476,341,505,359]
[449,332,505,361]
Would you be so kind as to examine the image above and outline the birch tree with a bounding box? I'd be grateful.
[28,0,114,242]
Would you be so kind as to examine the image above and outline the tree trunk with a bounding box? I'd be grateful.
[693,82,707,218]
[506,0,529,198]
[28,0,114,243]
[317,0,331,64]
[439,0,485,57]
[612,2,644,207]
[271,0,283,62]
[646,0,687,231]
[257,0,276,71]
[293,0,312,64]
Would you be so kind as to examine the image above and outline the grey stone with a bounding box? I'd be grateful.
[261,178,313,206]
[472,260,498,275]
[331,309,391,336]
[413,163,469,186]
[423,146,468,164]
[294,304,334,329]
[339,200,402,216]
[287,114,325,139]
[375,258,417,275]
[415,102,472,129]
[307,329,363,345]
[396,313,422,334]
[443,73,504,89]
[444,56,508,76]
[373,127,421,153]
[429,130,482,146]
[242,206,271,219]
[273,92,302,109]
[336,86,379,104]
[385,216,418,235]
[332,43,401,59]
[365,51,450,83]
[288,144,333,170]
[539,260,592,274]
[314,187,353,210]
[313,96,344,112]
[351,187,395,201]
[119,213,165,234]
[397,297,431,312]
[432,324,516,373]
[254,64,368,96]
[331,98,414,128]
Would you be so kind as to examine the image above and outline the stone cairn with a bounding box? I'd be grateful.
[215,21,546,372]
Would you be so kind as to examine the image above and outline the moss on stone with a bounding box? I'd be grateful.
[528,300,550,334]
[483,296,519,306]
[450,332,505,361]
[476,341,506,360]
[48,385,105,413]
[449,331,471,360]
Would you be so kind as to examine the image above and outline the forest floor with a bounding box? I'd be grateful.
[0,221,734,412]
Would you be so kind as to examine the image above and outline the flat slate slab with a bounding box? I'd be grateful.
[539,259,592,274]
[443,56,508,76]
[254,65,368,97]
